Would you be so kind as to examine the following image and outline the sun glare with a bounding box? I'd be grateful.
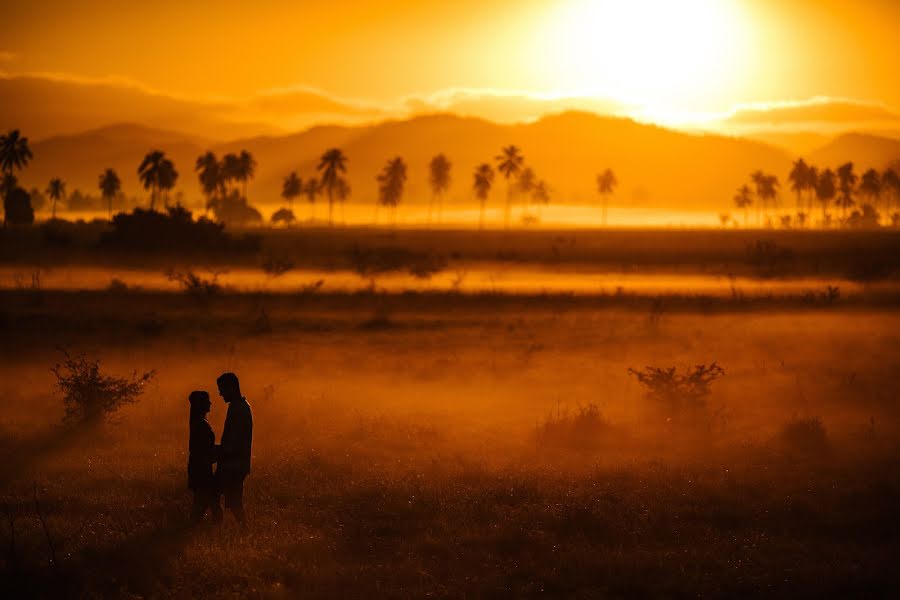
[541,0,751,114]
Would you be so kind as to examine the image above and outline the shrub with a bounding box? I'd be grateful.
[3,186,34,226]
[52,351,155,424]
[628,363,725,417]
[271,208,296,226]
[166,268,223,295]
[261,254,295,277]
[535,403,612,450]
[779,416,829,454]
[208,191,263,226]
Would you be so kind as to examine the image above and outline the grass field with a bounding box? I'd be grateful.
[2,228,900,598]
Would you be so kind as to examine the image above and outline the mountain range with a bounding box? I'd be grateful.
[7,78,900,211]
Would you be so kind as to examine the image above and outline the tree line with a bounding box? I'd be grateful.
[6,125,898,229]
[731,159,900,229]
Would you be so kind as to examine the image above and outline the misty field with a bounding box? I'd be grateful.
[3,229,900,598]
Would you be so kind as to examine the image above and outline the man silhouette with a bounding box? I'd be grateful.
[215,372,253,524]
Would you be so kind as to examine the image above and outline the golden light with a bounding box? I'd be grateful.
[537,0,753,117]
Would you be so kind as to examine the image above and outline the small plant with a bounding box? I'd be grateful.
[628,363,725,416]
[165,268,223,295]
[52,351,156,424]
[261,254,295,277]
[779,416,829,454]
[535,402,611,449]
[107,278,128,293]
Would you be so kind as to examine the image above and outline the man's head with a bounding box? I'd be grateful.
[189,390,211,416]
[216,372,242,403]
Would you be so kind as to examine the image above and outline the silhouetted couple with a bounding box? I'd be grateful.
[188,373,253,525]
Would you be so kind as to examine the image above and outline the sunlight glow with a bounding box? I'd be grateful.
[540,0,752,115]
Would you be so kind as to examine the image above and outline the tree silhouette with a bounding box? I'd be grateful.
[221,153,242,194]
[517,167,537,218]
[732,184,752,227]
[805,165,819,215]
[596,169,618,226]
[816,168,836,225]
[98,169,121,218]
[428,154,452,224]
[859,168,882,220]
[46,177,66,220]
[0,129,33,176]
[788,159,810,214]
[282,172,302,210]
[158,158,178,208]
[377,157,407,226]
[532,180,550,220]
[750,171,778,226]
[882,168,900,219]
[495,145,524,228]
[137,150,168,210]
[303,177,319,221]
[835,162,857,221]
[195,152,223,212]
[473,163,494,230]
[318,148,348,226]
[237,150,257,199]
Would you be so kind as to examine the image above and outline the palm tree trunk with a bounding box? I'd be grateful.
[328,191,334,226]
[504,183,512,228]
[52,199,57,220]
[479,199,486,230]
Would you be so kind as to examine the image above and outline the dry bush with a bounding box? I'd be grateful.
[165,268,223,295]
[261,253,295,277]
[628,363,725,419]
[51,351,156,424]
[535,403,612,450]
[779,416,829,454]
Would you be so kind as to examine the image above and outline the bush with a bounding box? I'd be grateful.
[100,206,258,254]
[208,191,263,226]
[779,416,829,454]
[52,352,155,424]
[3,186,34,226]
[535,403,612,450]
[271,208,296,226]
[166,268,223,295]
[628,363,725,417]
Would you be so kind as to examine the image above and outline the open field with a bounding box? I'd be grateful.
[2,277,900,597]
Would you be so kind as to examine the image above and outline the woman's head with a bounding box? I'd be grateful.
[189,390,211,418]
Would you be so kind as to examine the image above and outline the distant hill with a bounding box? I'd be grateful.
[27,124,209,200]
[0,75,279,141]
[20,112,797,211]
[807,133,900,171]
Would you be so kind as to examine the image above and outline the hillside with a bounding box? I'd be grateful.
[20,112,797,211]
[807,133,900,170]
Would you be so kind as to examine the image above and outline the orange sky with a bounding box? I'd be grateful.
[2,0,899,130]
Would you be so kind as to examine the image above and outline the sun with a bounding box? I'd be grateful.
[538,0,751,117]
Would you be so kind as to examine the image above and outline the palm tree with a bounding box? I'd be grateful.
[532,180,550,219]
[303,177,319,221]
[221,153,242,193]
[46,177,66,219]
[473,164,494,230]
[882,168,900,218]
[237,150,257,198]
[835,162,857,221]
[596,169,618,226]
[859,168,882,220]
[98,168,121,218]
[282,172,302,210]
[495,145,524,227]
[732,184,752,227]
[158,158,178,208]
[806,165,819,214]
[195,151,223,211]
[816,168,836,226]
[517,167,537,218]
[788,159,810,214]
[750,170,766,225]
[137,150,166,210]
[428,154,452,223]
[377,157,407,225]
[0,129,33,177]
[761,174,779,225]
[318,148,348,226]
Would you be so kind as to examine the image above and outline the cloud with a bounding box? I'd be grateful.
[404,88,632,124]
[722,97,900,127]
